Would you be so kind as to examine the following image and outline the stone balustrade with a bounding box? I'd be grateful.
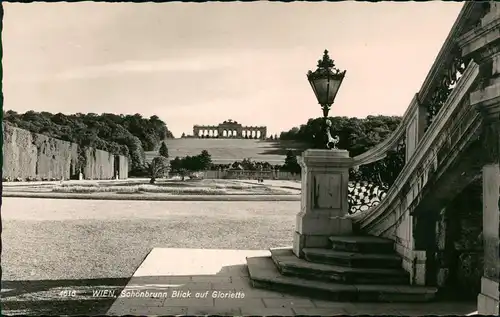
[293,3,499,313]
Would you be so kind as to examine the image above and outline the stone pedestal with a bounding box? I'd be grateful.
[293,149,353,258]
[477,164,500,315]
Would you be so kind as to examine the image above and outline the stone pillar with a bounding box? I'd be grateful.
[293,149,353,258]
[472,101,500,314]
[477,164,500,314]
[460,4,500,313]
[469,52,500,317]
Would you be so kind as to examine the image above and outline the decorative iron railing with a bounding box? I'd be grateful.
[424,46,469,130]
[347,137,406,214]
[344,3,489,216]
[356,61,481,234]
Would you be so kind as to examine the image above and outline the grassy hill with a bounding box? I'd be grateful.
[145,138,308,164]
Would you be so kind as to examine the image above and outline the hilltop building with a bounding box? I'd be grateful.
[191,119,267,139]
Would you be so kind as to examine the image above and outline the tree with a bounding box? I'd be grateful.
[278,115,404,187]
[148,156,169,184]
[159,141,169,158]
[283,150,301,174]
[241,158,256,170]
[199,150,212,170]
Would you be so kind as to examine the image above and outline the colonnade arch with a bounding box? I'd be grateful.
[241,130,262,139]
[192,121,267,139]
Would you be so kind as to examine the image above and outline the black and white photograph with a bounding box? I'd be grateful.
[1,1,499,316]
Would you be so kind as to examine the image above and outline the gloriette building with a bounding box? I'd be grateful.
[192,119,267,139]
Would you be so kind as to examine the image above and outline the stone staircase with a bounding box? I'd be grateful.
[246,235,438,302]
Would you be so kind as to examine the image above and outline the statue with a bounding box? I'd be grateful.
[325,119,340,149]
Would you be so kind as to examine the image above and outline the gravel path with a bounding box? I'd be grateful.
[1,197,299,315]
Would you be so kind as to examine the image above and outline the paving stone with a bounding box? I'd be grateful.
[214,297,265,309]
[217,264,250,277]
[162,296,214,307]
[230,276,253,284]
[107,306,134,315]
[110,297,166,308]
[240,307,295,316]
[211,283,249,291]
[130,306,188,315]
[180,282,212,291]
[311,300,356,309]
[128,276,192,285]
[187,306,241,316]
[293,307,348,315]
[242,288,286,299]
[211,277,253,291]
[343,304,403,315]
[394,302,478,316]
[262,297,315,308]
[191,275,232,283]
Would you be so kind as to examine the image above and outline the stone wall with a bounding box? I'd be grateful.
[82,147,115,180]
[118,155,129,179]
[3,124,79,180]
[2,124,128,181]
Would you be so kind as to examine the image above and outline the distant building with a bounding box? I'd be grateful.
[192,119,267,139]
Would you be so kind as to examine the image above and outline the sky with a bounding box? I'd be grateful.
[3,2,464,138]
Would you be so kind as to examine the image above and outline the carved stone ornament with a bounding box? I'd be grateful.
[426,48,468,129]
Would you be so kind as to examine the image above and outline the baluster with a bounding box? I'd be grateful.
[425,46,468,130]
[347,136,406,214]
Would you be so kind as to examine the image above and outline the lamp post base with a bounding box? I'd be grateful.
[292,149,353,258]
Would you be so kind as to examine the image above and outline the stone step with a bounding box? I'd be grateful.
[271,248,408,285]
[329,235,395,254]
[246,256,437,302]
[303,248,402,268]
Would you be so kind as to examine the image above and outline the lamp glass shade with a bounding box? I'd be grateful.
[309,75,344,106]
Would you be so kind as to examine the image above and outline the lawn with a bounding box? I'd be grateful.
[2,179,297,196]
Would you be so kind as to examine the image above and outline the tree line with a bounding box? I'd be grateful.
[147,142,214,182]
[5,110,404,188]
[279,115,404,188]
[279,115,401,156]
[3,110,174,172]
[149,115,404,187]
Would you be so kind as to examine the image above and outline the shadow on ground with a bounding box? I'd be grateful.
[256,140,308,156]
[1,261,480,316]
[1,277,130,316]
[0,263,256,316]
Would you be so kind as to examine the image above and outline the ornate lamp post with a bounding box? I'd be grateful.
[292,51,351,259]
[307,50,346,149]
